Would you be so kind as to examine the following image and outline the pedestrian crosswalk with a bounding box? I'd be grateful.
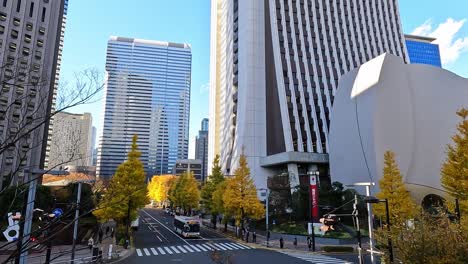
[136,242,252,257]
[280,251,352,264]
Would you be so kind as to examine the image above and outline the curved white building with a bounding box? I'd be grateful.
[329,53,468,201]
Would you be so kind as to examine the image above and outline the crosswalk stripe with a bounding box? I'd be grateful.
[234,243,250,249]
[143,248,151,256]
[183,245,195,252]
[163,246,173,254]
[228,243,243,249]
[215,243,228,250]
[157,247,166,255]
[189,245,201,252]
[136,249,143,256]
[208,243,222,250]
[170,246,180,254]
[176,245,187,253]
[150,248,158,255]
[220,243,235,250]
[282,252,352,264]
[201,244,214,251]
[194,244,208,251]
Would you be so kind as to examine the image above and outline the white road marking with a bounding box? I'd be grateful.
[220,243,235,250]
[189,245,201,252]
[156,235,163,242]
[235,243,251,249]
[157,247,166,255]
[150,248,158,255]
[214,243,228,250]
[170,246,180,254]
[143,248,151,256]
[194,244,208,251]
[177,245,188,253]
[142,209,190,245]
[136,249,142,256]
[183,245,195,252]
[227,243,243,249]
[163,246,173,254]
[200,244,213,251]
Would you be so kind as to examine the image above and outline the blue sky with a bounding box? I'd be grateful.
[60,0,468,157]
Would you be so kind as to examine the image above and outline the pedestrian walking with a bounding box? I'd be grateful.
[293,237,297,248]
[106,226,110,235]
[98,229,103,244]
[111,227,115,238]
[88,237,94,251]
[252,232,256,243]
[279,237,284,249]
[307,236,312,250]
[246,231,250,243]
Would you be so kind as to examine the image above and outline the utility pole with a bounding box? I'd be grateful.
[15,169,68,264]
[15,173,37,264]
[70,182,82,264]
[45,196,57,264]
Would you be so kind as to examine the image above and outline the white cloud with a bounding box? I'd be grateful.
[412,18,468,65]
[199,82,210,94]
[412,19,432,36]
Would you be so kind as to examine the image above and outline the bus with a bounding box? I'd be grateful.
[173,216,201,238]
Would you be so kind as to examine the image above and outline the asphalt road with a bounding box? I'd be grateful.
[126,208,356,264]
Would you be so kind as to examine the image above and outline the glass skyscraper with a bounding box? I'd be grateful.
[405,34,442,67]
[97,37,191,179]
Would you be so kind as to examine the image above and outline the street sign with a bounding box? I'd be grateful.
[3,212,21,242]
[309,175,319,221]
[52,208,64,218]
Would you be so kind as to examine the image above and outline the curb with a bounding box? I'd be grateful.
[105,247,134,264]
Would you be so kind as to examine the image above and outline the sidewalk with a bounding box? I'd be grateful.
[0,221,132,263]
[201,218,363,253]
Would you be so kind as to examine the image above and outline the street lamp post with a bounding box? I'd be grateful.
[346,182,376,263]
[364,196,394,263]
[70,179,95,264]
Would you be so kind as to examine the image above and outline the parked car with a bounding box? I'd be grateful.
[165,208,171,214]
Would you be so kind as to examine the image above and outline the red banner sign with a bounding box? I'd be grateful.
[309,175,319,222]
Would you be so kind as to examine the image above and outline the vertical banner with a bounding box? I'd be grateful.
[309,175,319,222]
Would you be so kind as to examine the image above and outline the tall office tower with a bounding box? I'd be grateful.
[90,126,96,165]
[0,0,68,188]
[47,112,93,168]
[97,37,191,180]
[195,118,208,182]
[405,34,442,67]
[209,0,409,189]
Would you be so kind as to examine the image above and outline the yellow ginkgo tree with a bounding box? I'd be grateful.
[223,154,265,233]
[94,135,148,238]
[441,108,468,215]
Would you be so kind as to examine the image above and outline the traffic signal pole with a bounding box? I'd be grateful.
[354,195,363,264]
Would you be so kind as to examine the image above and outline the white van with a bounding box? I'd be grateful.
[131,217,140,231]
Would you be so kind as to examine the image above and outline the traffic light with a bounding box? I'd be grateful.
[319,214,338,233]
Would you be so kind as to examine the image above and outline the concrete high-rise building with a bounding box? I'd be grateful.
[195,118,208,182]
[173,159,202,181]
[0,0,68,188]
[97,37,191,179]
[90,126,96,165]
[405,34,442,67]
[209,0,409,189]
[47,112,93,168]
